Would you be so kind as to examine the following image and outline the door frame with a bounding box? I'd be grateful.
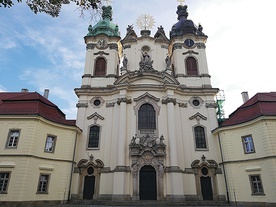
[139,165,157,200]
[191,158,219,201]
[77,158,104,200]
[131,151,165,200]
[83,174,96,199]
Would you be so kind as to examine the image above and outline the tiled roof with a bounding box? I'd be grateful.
[0,92,76,126]
[220,92,276,127]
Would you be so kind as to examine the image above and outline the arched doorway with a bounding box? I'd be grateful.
[139,165,157,200]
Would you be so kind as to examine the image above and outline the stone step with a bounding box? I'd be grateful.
[62,200,230,207]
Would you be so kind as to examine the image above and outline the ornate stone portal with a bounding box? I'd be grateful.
[129,134,166,200]
[76,155,104,200]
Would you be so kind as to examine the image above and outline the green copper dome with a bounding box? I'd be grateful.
[86,6,120,37]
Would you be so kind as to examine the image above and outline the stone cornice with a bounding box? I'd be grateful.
[117,97,132,105]
[175,74,211,78]
[76,103,88,108]
[86,43,96,50]
[0,154,74,163]
[205,102,217,108]
[113,166,131,172]
[161,97,177,105]
[221,156,276,165]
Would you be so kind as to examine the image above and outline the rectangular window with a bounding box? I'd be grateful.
[44,135,56,153]
[37,174,50,194]
[249,175,264,195]
[242,135,255,154]
[6,129,20,148]
[0,172,10,194]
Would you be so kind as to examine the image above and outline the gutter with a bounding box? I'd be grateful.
[217,132,230,204]
[68,131,78,201]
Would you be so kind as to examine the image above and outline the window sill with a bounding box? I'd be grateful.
[251,193,265,196]
[5,147,18,149]
[244,152,256,154]
[195,148,209,151]
[87,147,100,150]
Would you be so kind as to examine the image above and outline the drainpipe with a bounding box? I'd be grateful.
[68,131,78,201]
[218,132,230,204]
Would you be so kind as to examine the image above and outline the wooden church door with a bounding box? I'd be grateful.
[83,175,95,199]
[200,176,213,200]
[139,165,157,200]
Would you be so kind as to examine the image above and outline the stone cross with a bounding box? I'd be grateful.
[177,0,185,5]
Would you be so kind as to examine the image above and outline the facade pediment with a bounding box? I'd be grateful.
[189,112,207,121]
[87,112,104,121]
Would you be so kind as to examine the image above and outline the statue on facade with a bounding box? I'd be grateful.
[165,55,171,70]
[122,54,128,69]
[139,51,153,70]
[120,54,129,75]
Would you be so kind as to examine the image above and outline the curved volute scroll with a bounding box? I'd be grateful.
[191,155,218,170]
[77,154,104,173]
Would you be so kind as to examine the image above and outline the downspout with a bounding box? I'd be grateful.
[218,132,230,204]
[68,131,78,201]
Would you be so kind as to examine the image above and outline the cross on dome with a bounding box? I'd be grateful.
[177,0,185,5]
[103,0,113,6]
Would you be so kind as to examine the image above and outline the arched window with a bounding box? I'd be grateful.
[94,57,106,76]
[88,126,100,148]
[186,57,198,75]
[138,103,156,130]
[194,126,207,149]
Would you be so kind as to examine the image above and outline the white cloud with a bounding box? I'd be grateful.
[0,85,7,92]
[1,0,276,119]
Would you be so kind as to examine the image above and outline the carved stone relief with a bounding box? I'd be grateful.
[129,134,166,200]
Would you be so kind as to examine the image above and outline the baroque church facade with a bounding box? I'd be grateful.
[71,4,226,201]
[1,3,276,206]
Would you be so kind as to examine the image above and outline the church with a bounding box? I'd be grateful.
[71,3,225,202]
[1,1,276,207]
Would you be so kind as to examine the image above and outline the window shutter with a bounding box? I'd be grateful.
[94,58,106,76]
[186,57,198,75]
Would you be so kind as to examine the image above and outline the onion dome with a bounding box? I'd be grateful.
[170,5,207,38]
[86,6,120,37]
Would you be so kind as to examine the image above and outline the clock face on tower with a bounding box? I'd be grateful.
[184,39,194,47]
[96,38,108,49]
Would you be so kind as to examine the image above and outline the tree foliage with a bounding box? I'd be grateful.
[0,0,102,17]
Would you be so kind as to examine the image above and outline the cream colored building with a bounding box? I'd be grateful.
[213,92,276,206]
[72,4,226,202]
[0,92,81,204]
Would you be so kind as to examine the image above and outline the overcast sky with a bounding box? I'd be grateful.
[1,0,276,119]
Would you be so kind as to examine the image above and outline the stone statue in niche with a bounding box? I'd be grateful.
[122,54,128,69]
[165,55,171,70]
[120,54,129,75]
[139,51,153,71]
